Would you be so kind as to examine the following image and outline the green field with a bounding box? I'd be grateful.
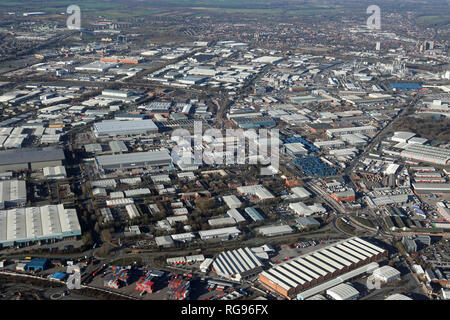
[0,0,340,17]
[416,15,450,27]
[0,0,124,13]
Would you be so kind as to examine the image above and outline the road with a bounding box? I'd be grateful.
[344,94,421,177]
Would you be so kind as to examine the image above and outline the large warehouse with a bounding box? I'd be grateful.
[412,183,450,195]
[0,180,26,209]
[212,247,263,281]
[0,204,81,248]
[399,144,450,165]
[326,283,359,300]
[198,226,241,240]
[372,265,401,283]
[95,150,172,171]
[93,119,158,138]
[0,147,65,172]
[259,237,387,299]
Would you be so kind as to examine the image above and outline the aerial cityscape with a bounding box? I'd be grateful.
[0,0,449,306]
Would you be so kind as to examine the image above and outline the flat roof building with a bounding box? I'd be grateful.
[95,150,172,171]
[326,126,377,138]
[93,119,158,138]
[43,166,67,180]
[245,207,264,222]
[258,225,294,237]
[0,204,81,247]
[0,180,26,209]
[412,183,450,195]
[109,141,128,153]
[155,235,174,247]
[0,147,65,172]
[237,185,275,201]
[208,217,236,227]
[291,187,311,199]
[223,195,242,209]
[227,209,246,223]
[198,226,241,240]
[400,144,450,166]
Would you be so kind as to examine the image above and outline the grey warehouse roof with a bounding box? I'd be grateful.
[93,119,158,136]
[0,147,65,165]
[96,150,172,167]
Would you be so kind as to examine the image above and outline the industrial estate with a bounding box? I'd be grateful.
[0,0,448,303]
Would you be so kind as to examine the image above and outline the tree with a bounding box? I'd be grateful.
[96,243,111,258]
[101,229,112,243]
[82,232,94,246]
[195,197,216,212]
[94,222,100,234]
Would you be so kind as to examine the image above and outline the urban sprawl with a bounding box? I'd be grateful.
[0,0,449,302]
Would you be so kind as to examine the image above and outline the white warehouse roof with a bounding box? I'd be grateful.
[0,180,27,209]
[0,204,81,246]
[223,195,242,208]
[198,226,241,239]
[385,293,412,300]
[291,187,311,199]
[93,119,158,137]
[259,237,386,298]
[213,247,263,281]
[258,225,294,236]
[326,283,359,300]
[237,185,275,200]
[373,265,401,281]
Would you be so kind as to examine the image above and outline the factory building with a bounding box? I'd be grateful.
[258,225,294,237]
[43,166,67,180]
[125,204,140,219]
[285,143,308,157]
[223,195,242,209]
[259,237,387,299]
[314,140,345,149]
[0,180,27,209]
[399,144,450,165]
[291,187,312,199]
[289,202,326,216]
[391,131,416,143]
[0,147,65,172]
[244,207,264,222]
[226,209,246,223]
[402,236,417,253]
[109,141,128,153]
[237,185,275,201]
[75,61,118,72]
[208,217,236,227]
[198,227,241,240]
[412,183,450,195]
[95,150,172,171]
[326,126,377,138]
[93,119,158,138]
[212,247,264,281]
[155,236,174,248]
[385,293,412,300]
[326,283,359,300]
[372,265,401,283]
[0,204,81,248]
